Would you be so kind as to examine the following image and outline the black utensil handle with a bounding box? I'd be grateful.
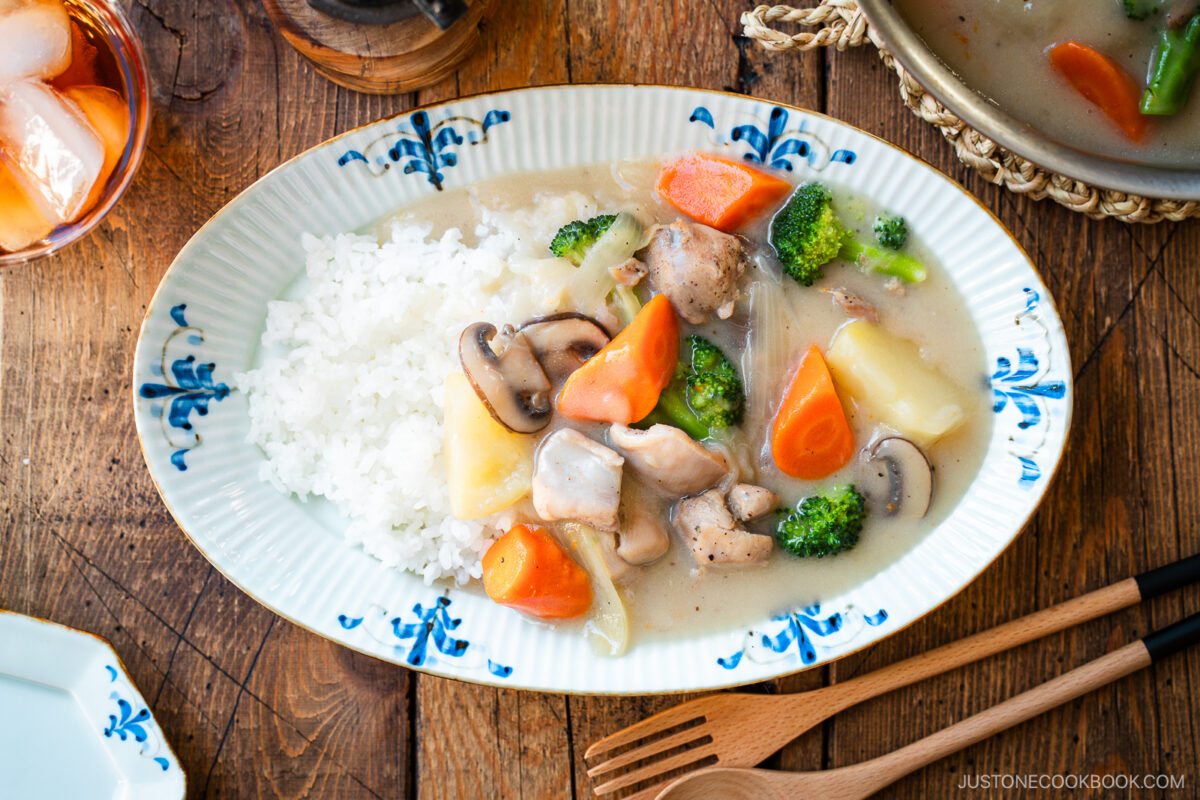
[1144,611,1200,662]
[1134,552,1200,599]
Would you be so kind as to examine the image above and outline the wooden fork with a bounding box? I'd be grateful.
[584,553,1200,799]
[655,609,1200,799]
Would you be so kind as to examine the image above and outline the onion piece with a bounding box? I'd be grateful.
[558,520,631,657]
[569,212,646,312]
[744,279,808,469]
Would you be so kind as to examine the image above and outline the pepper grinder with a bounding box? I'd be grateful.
[260,0,493,94]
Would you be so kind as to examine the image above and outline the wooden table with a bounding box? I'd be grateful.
[3,1,1198,797]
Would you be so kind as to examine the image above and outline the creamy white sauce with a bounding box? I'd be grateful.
[390,158,993,643]
[894,0,1200,166]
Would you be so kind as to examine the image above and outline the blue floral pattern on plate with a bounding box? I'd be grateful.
[689,105,856,171]
[338,109,511,190]
[991,289,1068,486]
[103,666,172,772]
[138,304,230,472]
[719,603,888,669]
[338,596,512,678]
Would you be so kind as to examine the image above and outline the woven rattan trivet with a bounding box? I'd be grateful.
[742,1,1200,223]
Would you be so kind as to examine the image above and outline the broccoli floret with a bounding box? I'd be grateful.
[688,336,739,379]
[873,213,908,251]
[1122,0,1160,20]
[768,183,847,286]
[548,214,617,266]
[639,335,745,440]
[770,183,927,286]
[776,485,866,558]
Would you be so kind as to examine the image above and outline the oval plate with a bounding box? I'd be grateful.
[133,85,1072,694]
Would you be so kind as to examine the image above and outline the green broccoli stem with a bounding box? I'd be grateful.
[839,238,928,283]
[637,385,710,440]
[1141,14,1200,116]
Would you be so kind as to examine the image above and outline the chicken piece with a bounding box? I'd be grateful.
[824,287,878,323]
[596,529,637,583]
[610,256,647,287]
[617,503,670,566]
[609,423,730,496]
[674,489,773,565]
[727,483,780,522]
[532,428,624,531]
[641,220,745,324]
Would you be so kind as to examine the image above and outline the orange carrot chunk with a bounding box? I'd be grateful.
[657,152,792,232]
[482,524,593,619]
[1049,42,1149,143]
[557,294,679,424]
[770,345,855,480]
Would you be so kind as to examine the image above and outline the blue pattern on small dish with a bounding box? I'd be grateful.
[338,596,513,678]
[102,666,173,772]
[990,288,1068,486]
[718,603,888,670]
[689,104,857,170]
[137,303,230,472]
[337,108,511,189]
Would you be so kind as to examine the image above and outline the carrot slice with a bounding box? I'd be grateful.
[770,345,855,480]
[1049,42,1149,143]
[482,524,593,619]
[657,152,792,232]
[557,294,679,423]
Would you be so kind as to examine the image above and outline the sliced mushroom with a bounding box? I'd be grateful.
[860,437,933,520]
[518,313,611,383]
[458,322,552,434]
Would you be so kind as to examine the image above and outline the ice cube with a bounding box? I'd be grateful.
[0,79,103,222]
[50,18,100,90]
[0,0,71,82]
[62,84,128,209]
[0,153,55,252]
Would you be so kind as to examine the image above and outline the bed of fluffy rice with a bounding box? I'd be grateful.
[236,194,605,584]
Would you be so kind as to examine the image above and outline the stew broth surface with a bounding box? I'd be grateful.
[894,0,1200,166]
[389,158,994,642]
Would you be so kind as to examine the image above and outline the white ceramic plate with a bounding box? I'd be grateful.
[133,86,1071,694]
[0,611,185,798]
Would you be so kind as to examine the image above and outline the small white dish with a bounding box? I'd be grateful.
[0,611,185,799]
[133,85,1072,694]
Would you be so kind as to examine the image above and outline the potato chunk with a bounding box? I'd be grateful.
[826,320,970,446]
[444,372,535,520]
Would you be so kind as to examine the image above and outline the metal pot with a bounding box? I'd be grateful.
[858,0,1200,200]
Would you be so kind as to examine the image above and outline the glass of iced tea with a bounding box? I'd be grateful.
[0,0,150,265]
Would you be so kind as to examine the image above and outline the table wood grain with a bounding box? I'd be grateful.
[2,0,1198,797]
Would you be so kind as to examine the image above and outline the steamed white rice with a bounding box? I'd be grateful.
[236,193,606,584]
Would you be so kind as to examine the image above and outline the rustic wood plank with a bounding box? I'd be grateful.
[227,620,412,798]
